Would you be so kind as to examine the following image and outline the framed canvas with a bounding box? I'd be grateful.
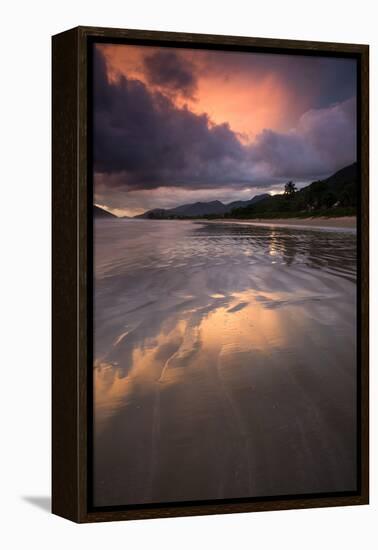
[52,26,369,523]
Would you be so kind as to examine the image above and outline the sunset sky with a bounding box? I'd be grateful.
[93,43,357,217]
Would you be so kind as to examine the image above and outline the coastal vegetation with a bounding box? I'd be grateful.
[228,163,357,220]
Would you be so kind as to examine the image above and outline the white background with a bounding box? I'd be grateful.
[0,0,376,547]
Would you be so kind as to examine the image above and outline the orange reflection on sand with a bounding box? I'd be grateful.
[94,320,186,428]
[200,291,287,356]
[94,361,132,431]
[94,289,295,432]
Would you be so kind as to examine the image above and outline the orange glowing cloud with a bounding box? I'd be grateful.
[96,44,297,141]
[194,71,292,141]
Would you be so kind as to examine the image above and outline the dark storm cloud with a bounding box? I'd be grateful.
[144,50,197,98]
[94,48,250,190]
[94,48,357,192]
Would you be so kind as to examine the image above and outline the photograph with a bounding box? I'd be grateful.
[1,0,374,545]
[92,41,359,508]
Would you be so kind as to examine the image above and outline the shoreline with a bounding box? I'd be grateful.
[203,216,356,230]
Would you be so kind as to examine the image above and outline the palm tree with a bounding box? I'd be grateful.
[284,181,297,197]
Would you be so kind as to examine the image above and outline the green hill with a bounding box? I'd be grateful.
[228,163,357,219]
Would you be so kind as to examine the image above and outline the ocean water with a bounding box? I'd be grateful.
[93,219,357,506]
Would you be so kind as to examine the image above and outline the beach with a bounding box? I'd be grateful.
[94,218,357,506]
[211,216,356,230]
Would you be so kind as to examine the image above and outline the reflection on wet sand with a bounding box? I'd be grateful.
[94,220,357,506]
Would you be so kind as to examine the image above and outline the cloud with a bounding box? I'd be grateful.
[251,97,356,178]
[94,48,258,190]
[198,51,357,110]
[144,50,197,99]
[94,48,356,199]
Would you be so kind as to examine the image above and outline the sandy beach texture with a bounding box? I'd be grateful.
[94,219,357,506]
[210,216,356,230]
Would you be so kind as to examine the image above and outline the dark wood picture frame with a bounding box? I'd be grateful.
[52,26,369,523]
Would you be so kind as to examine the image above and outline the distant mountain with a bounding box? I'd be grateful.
[94,205,117,218]
[171,200,227,217]
[96,164,356,221]
[226,194,270,210]
[135,194,271,219]
[135,208,167,219]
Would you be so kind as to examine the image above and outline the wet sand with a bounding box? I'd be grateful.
[94,219,357,506]
[211,216,356,230]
